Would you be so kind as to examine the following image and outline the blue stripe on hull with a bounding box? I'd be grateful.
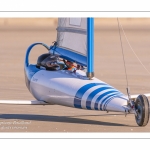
[94,90,120,110]
[74,83,101,108]
[86,86,115,110]
[100,93,124,110]
[74,82,125,110]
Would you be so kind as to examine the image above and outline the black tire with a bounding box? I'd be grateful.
[135,95,149,126]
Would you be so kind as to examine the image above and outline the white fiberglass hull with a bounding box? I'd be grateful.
[28,65,128,112]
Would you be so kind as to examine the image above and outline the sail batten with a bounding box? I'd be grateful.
[57,27,86,35]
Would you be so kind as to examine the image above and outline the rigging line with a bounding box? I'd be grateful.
[117,18,129,88]
[119,22,150,75]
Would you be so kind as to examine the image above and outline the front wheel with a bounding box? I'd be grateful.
[135,95,149,126]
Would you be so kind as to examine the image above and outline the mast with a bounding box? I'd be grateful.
[86,18,94,79]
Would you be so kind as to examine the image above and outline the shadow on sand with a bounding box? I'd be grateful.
[0,114,134,127]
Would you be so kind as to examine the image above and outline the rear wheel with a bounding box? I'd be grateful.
[135,95,149,126]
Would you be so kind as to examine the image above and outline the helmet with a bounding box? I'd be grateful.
[36,53,60,71]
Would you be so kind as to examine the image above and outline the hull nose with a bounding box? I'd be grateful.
[74,82,128,112]
[104,96,128,112]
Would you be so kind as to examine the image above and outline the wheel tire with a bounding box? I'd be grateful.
[135,95,149,126]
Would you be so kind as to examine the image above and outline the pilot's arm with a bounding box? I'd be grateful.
[63,59,70,68]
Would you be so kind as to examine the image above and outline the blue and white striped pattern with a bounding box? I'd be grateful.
[74,83,127,111]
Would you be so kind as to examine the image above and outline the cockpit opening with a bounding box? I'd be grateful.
[36,53,85,72]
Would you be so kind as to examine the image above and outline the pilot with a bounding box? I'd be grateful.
[46,60,60,70]
[63,60,85,73]
[36,53,60,71]
[63,60,76,72]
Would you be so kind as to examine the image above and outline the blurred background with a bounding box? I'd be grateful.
[1,18,150,29]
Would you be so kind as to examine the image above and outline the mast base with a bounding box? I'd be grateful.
[86,72,94,80]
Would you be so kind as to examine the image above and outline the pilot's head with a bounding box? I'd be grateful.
[36,53,60,70]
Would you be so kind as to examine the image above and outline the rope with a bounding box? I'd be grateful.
[117,18,129,88]
[119,21,150,75]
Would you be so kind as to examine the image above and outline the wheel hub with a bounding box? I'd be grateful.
[136,103,142,120]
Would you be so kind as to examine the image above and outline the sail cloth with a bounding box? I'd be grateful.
[50,18,87,66]
[57,18,87,56]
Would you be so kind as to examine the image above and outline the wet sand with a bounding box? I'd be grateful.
[0,19,150,132]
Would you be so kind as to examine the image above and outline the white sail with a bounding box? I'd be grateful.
[56,18,87,56]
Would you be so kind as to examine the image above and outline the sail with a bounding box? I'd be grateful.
[57,18,87,56]
[49,18,87,66]
[49,17,94,78]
